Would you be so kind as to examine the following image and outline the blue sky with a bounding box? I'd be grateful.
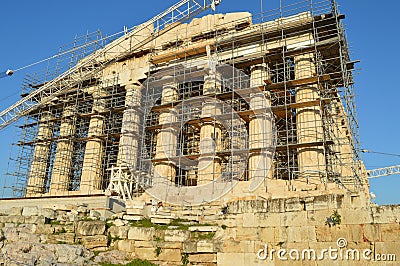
[0,0,398,204]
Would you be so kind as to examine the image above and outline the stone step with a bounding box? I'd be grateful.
[189,225,218,232]
[151,217,172,224]
[122,214,143,221]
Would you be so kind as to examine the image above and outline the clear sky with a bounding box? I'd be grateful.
[0,0,398,204]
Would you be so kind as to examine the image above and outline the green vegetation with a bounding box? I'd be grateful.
[325,210,342,227]
[190,231,215,240]
[100,259,157,266]
[154,246,162,257]
[181,253,189,266]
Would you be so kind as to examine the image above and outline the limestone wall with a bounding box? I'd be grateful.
[0,195,399,265]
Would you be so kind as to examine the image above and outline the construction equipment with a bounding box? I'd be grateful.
[0,0,221,130]
[367,165,400,179]
[361,149,400,178]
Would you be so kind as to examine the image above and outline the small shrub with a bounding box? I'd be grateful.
[154,246,162,257]
[325,210,342,227]
[181,253,189,266]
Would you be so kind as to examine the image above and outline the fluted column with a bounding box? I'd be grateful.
[80,88,107,193]
[153,77,178,182]
[50,106,76,193]
[248,64,272,180]
[117,83,142,170]
[295,53,325,179]
[26,111,54,196]
[197,69,223,185]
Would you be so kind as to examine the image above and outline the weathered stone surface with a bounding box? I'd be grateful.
[362,224,381,242]
[24,215,46,224]
[164,229,190,242]
[189,253,217,263]
[123,215,143,221]
[116,239,135,252]
[135,247,158,261]
[9,207,23,216]
[81,235,108,250]
[128,227,155,241]
[76,220,105,236]
[189,225,219,232]
[35,224,54,235]
[0,242,94,265]
[112,219,127,226]
[109,225,129,239]
[4,215,25,224]
[47,233,75,244]
[93,250,133,265]
[39,208,57,219]
[197,240,216,253]
[380,223,400,242]
[22,206,39,216]
[158,248,181,262]
[221,239,254,253]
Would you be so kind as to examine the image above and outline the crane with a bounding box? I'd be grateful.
[361,149,400,178]
[0,0,221,130]
[367,165,400,179]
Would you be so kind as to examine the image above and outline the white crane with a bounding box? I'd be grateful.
[362,149,400,178]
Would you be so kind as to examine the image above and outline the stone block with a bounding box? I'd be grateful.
[9,207,22,215]
[123,215,143,221]
[221,239,254,253]
[340,208,373,224]
[5,215,25,224]
[35,224,54,235]
[126,208,143,215]
[371,205,400,224]
[22,206,38,216]
[236,227,260,241]
[255,213,281,227]
[189,225,218,232]
[362,224,381,242]
[158,241,182,249]
[116,239,135,252]
[76,220,105,236]
[164,229,190,242]
[260,227,275,243]
[287,226,316,243]
[183,241,197,253]
[151,217,172,224]
[315,225,332,242]
[82,235,108,249]
[197,240,216,253]
[158,248,181,262]
[2,227,19,242]
[268,198,285,213]
[380,223,400,242]
[134,240,154,248]
[128,227,155,241]
[280,211,307,226]
[330,225,363,243]
[217,252,246,266]
[109,225,129,239]
[189,253,217,263]
[306,209,331,226]
[24,215,46,224]
[243,213,255,227]
[47,233,75,244]
[39,208,57,219]
[112,219,127,227]
[135,247,158,261]
[374,242,399,261]
[285,198,303,212]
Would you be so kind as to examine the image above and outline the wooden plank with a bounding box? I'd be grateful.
[264,74,330,91]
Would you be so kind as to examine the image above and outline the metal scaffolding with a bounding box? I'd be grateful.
[1,0,364,202]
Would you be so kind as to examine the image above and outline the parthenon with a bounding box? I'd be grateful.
[5,0,368,206]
